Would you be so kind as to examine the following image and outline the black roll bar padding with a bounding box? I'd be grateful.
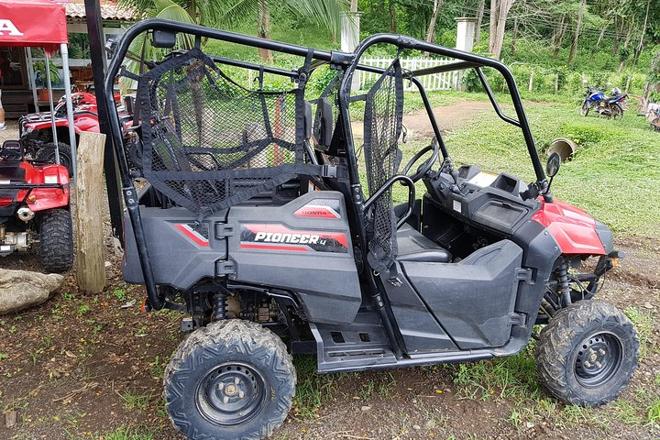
[409,78,448,159]
[474,67,521,127]
[363,174,416,228]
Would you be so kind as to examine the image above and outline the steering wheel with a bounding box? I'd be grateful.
[402,137,439,182]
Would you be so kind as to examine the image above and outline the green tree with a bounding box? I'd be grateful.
[121,0,347,62]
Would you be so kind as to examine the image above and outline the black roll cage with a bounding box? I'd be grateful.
[104,19,547,312]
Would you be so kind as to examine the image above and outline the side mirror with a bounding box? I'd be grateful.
[546,152,561,178]
[152,30,177,49]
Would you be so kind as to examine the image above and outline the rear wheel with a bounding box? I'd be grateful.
[536,300,638,406]
[611,104,624,119]
[35,142,73,177]
[164,319,296,440]
[38,209,74,273]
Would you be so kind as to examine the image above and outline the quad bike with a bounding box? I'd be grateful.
[19,91,134,176]
[105,20,638,440]
[0,140,73,273]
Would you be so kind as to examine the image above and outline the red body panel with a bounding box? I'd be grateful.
[20,162,70,212]
[532,198,605,255]
[22,91,122,136]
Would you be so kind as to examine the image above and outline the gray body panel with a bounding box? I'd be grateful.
[401,239,523,350]
[383,265,458,354]
[225,192,361,324]
[123,191,362,325]
[123,207,228,288]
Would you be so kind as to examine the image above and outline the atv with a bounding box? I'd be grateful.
[0,140,73,273]
[19,90,135,176]
[105,20,638,440]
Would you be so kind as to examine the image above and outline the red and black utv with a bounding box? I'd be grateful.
[105,20,636,440]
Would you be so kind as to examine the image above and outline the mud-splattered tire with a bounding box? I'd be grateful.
[38,209,74,273]
[536,300,638,407]
[164,320,296,440]
[35,142,73,177]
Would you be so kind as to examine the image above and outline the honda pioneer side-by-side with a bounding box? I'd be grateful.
[105,20,637,440]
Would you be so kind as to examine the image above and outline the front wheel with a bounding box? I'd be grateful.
[536,300,638,406]
[164,320,296,440]
[580,101,591,116]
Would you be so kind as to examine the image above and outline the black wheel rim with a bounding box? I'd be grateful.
[195,362,266,426]
[574,331,623,387]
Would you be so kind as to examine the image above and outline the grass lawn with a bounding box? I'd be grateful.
[390,93,659,237]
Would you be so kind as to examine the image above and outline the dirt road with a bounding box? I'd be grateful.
[352,100,493,143]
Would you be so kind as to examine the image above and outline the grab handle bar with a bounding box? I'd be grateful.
[363,174,416,228]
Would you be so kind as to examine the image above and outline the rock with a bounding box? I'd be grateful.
[412,424,421,430]
[111,237,124,257]
[360,405,371,411]
[643,302,653,309]
[4,410,17,428]
[0,269,64,314]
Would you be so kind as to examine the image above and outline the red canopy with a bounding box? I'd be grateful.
[0,0,68,52]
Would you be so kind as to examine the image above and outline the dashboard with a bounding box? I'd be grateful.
[423,165,539,236]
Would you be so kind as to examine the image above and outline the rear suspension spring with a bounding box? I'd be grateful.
[211,292,227,321]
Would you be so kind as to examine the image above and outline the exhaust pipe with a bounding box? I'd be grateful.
[17,207,35,222]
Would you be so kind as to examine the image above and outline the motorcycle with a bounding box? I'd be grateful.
[581,87,627,119]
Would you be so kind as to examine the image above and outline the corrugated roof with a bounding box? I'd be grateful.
[66,1,137,21]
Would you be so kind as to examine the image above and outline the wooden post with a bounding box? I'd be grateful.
[528,71,534,92]
[75,131,107,293]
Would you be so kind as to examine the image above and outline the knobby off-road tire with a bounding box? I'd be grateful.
[536,300,638,406]
[35,142,73,177]
[38,209,74,273]
[164,320,296,440]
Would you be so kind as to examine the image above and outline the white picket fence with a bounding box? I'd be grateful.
[357,57,456,92]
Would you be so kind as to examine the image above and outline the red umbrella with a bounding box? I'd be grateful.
[0,0,76,177]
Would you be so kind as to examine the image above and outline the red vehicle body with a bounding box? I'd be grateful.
[533,198,608,255]
[0,141,73,272]
[18,91,128,174]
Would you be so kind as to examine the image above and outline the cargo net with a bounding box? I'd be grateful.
[135,48,322,215]
[361,59,404,276]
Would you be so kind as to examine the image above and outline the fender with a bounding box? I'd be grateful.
[532,198,606,255]
[20,162,70,212]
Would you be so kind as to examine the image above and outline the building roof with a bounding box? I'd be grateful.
[66,1,137,21]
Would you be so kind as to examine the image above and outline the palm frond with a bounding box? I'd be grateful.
[283,0,348,38]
